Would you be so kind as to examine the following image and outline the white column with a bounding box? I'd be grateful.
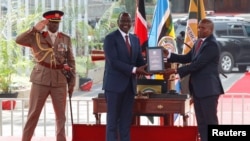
[24,0,30,59]
[41,0,45,11]
[71,0,76,38]
[6,0,12,40]
[51,0,55,10]
[64,0,69,33]
[84,0,88,56]
[59,0,63,31]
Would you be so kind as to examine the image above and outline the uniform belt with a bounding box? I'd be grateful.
[38,61,64,69]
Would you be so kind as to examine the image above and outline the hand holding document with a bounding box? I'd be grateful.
[136,64,152,75]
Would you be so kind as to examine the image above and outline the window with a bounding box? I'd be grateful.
[244,25,250,37]
[214,22,228,36]
[229,25,244,36]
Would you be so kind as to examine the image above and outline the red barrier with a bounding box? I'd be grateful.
[72,124,198,141]
[80,80,93,91]
[2,100,16,110]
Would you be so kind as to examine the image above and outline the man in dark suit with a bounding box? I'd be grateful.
[103,12,149,141]
[15,10,75,141]
[163,18,224,141]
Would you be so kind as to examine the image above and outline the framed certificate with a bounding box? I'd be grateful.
[146,46,165,73]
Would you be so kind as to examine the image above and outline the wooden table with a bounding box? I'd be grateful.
[92,95,191,126]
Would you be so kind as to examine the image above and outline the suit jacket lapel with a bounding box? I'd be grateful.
[44,35,53,47]
[120,31,131,57]
[42,31,53,46]
[128,34,134,59]
[116,30,133,60]
[195,35,213,56]
[193,40,203,58]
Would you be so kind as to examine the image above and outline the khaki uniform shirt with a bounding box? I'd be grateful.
[15,28,76,89]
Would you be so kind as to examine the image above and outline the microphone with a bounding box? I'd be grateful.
[175,37,192,49]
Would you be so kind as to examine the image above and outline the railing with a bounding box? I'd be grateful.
[1,93,249,137]
[0,97,97,137]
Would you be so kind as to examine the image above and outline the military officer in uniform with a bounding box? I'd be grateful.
[15,10,75,141]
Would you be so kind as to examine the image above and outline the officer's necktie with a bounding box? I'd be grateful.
[125,35,131,55]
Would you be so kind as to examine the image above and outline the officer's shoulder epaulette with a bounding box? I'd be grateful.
[41,31,49,37]
[59,32,70,38]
